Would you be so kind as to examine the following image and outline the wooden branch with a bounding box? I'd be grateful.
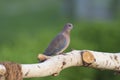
[23,50,82,78]
[82,50,120,71]
[0,50,120,79]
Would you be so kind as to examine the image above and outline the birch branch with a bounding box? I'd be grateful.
[0,50,120,79]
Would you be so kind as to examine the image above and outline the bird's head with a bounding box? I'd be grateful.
[63,23,73,32]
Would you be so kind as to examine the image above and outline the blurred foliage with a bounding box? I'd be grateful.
[0,0,120,80]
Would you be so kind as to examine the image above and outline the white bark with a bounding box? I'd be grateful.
[22,50,82,78]
[87,50,120,70]
[0,50,120,78]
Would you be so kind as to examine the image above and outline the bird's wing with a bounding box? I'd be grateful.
[44,33,67,56]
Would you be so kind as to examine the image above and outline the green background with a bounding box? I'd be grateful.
[0,0,120,80]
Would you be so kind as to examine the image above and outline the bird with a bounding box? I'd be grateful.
[43,23,73,56]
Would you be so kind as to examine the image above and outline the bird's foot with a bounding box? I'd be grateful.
[58,52,66,55]
[57,52,61,55]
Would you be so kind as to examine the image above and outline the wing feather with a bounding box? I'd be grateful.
[44,33,66,56]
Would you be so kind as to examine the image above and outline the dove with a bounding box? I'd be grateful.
[43,23,73,56]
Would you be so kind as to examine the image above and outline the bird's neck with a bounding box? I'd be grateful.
[62,30,70,35]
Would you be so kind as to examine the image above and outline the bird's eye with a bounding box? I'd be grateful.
[68,24,71,27]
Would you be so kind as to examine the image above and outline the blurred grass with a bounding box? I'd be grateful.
[0,1,120,80]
